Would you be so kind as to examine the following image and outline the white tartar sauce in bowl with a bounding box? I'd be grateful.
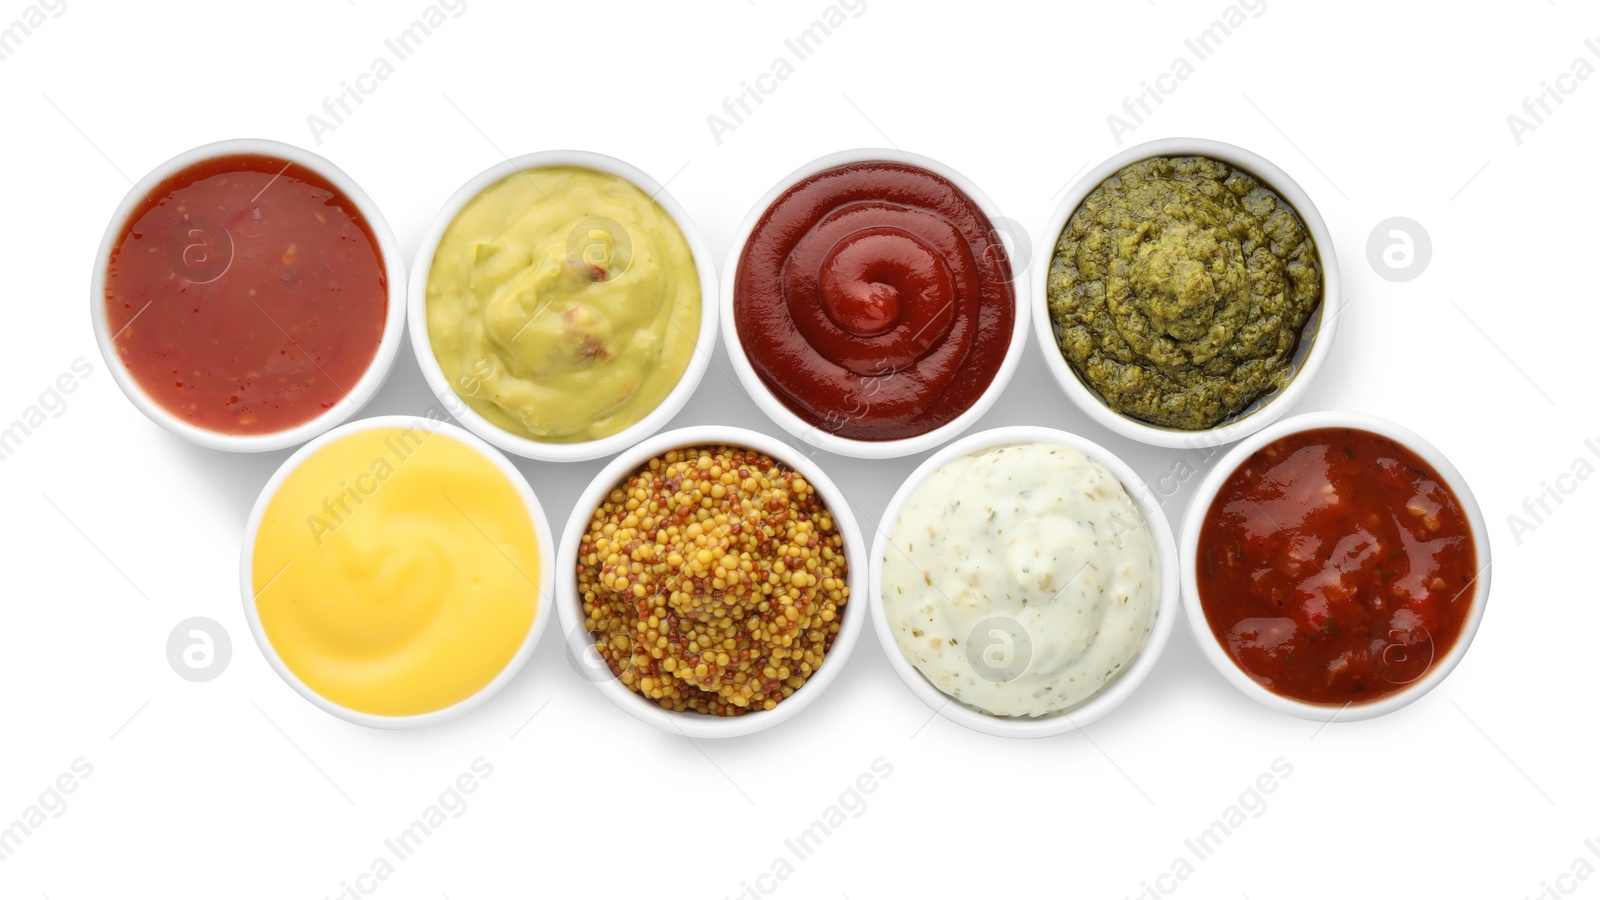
[881,441,1161,718]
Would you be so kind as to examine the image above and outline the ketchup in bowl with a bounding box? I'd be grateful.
[733,161,1015,441]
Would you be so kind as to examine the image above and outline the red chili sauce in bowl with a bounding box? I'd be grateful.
[733,162,1015,441]
[104,154,387,436]
[1195,428,1478,705]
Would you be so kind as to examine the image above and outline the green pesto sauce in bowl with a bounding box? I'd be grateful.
[1046,156,1322,431]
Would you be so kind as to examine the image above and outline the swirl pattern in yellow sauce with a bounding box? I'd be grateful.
[251,424,539,716]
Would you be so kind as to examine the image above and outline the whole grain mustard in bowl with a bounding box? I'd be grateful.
[557,426,867,738]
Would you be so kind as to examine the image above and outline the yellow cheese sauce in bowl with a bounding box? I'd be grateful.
[241,415,553,727]
[411,152,717,462]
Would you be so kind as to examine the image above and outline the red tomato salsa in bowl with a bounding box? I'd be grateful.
[1191,422,1485,711]
[99,145,392,446]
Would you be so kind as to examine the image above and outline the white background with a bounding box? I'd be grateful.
[1,1,1594,897]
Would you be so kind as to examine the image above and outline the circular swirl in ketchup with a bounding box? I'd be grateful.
[734,161,1016,441]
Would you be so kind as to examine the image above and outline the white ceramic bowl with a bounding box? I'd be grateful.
[556,425,867,738]
[91,138,407,453]
[1180,410,1491,721]
[240,414,555,728]
[721,148,1031,460]
[870,425,1181,738]
[409,150,718,463]
[1032,137,1341,449]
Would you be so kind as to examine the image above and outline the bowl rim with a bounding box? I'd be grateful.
[407,149,719,463]
[238,414,556,729]
[1178,409,1492,722]
[1030,136,1342,449]
[868,424,1181,738]
[719,146,1032,460]
[554,424,868,738]
[90,137,408,453]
